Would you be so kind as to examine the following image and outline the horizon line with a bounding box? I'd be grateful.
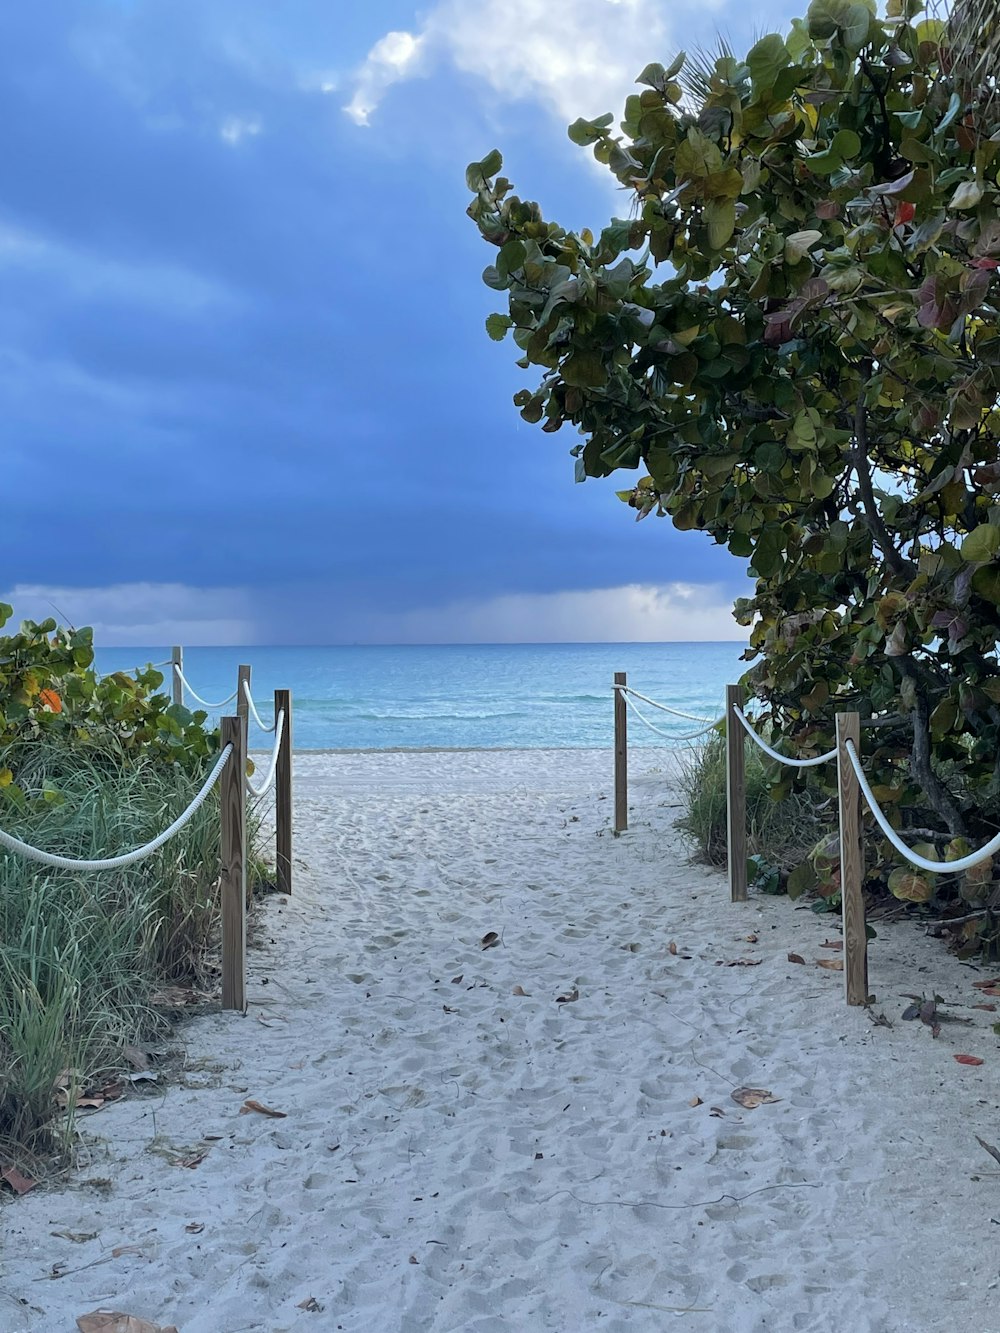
[95,639,750,650]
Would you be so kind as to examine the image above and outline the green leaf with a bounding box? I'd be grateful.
[972,565,1000,604]
[704,198,736,250]
[485,313,513,342]
[751,528,785,578]
[807,0,849,40]
[496,239,526,279]
[561,349,607,388]
[784,229,823,263]
[950,180,984,210]
[805,128,861,174]
[787,859,818,900]
[465,150,503,192]
[567,113,614,147]
[746,34,790,94]
[961,525,1000,563]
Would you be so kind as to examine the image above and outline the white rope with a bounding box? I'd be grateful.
[614,683,716,724]
[845,739,1000,874]
[173,664,238,709]
[732,705,838,769]
[620,689,722,743]
[0,745,233,871]
[246,710,285,797]
[242,679,276,733]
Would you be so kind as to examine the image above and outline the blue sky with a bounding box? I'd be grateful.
[1,0,799,644]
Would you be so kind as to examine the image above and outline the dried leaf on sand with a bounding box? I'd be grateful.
[731,1087,781,1109]
[76,1315,179,1333]
[240,1099,287,1118]
[1,1166,37,1195]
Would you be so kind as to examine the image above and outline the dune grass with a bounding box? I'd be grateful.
[676,732,833,878]
[0,738,263,1166]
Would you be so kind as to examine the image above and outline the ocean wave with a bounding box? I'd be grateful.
[346,709,530,722]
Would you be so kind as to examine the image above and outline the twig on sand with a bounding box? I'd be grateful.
[611,1298,715,1314]
[538,1182,821,1211]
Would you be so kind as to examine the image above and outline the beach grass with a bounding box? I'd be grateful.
[677,732,833,875]
[0,737,263,1166]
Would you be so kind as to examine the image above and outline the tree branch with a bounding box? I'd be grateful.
[852,374,915,580]
[900,660,968,836]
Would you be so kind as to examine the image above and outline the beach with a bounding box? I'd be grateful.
[3,747,1000,1332]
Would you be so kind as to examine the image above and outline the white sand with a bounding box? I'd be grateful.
[4,748,1000,1333]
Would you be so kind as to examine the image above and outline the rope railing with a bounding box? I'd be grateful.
[612,672,724,833]
[844,739,1000,874]
[173,663,239,710]
[242,679,277,733]
[0,745,233,871]
[618,689,722,743]
[246,710,285,798]
[731,705,838,769]
[613,682,718,725]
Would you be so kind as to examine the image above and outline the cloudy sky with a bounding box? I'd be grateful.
[1,0,797,644]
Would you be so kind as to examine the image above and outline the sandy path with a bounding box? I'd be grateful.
[3,749,1000,1333]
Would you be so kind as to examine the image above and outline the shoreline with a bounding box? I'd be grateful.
[249,743,685,755]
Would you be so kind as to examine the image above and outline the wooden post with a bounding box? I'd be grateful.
[171,645,183,707]
[220,714,247,1013]
[237,663,252,727]
[275,689,293,896]
[836,712,868,1006]
[726,685,748,902]
[614,672,627,832]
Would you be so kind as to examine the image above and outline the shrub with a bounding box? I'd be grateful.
[0,608,261,1166]
[676,732,835,890]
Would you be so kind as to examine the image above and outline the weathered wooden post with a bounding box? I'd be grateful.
[275,688,293,896]
[237,663,252,726]
[220,714,247,1012]
[726,684,747,902]
[171,645,183,707]
[614,672,627,833]
[836,711,868,1005]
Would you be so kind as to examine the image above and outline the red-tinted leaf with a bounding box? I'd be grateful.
[1,1166,37,1195]
[954,1053,984,1066]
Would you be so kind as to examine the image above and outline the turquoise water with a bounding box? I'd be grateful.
[92,643,748,750]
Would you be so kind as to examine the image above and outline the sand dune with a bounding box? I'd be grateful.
[3,748,999,1332]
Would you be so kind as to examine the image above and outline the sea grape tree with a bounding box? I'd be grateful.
[467,0,1000,894]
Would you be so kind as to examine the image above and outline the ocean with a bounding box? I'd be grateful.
[93,643,748,751]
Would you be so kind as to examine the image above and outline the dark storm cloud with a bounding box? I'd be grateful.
[0,1,748,637]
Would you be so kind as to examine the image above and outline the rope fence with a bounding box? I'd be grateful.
[1,651,295,1014]
[611,672,1000,1010]
[0,745,233,871]
[247,709,285,798]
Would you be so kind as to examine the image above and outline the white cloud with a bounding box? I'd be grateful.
[343,29,427,125]
[219,115,262,145]
[344,0,710,127]
[1,583,259,647]
[348,582,745,644]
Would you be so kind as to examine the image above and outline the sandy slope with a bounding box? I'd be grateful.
[3,748,1000,1333]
